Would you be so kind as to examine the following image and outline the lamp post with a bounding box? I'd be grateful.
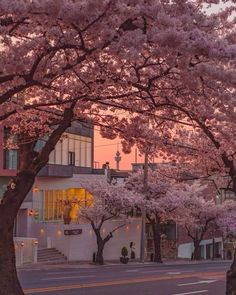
[140,151,148,263]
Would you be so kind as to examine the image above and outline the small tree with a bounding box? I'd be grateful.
[126,169,188,263]
[180,183,229,260]
[120,246,129,264]
[80,179,140,265]
[121,246,128,258]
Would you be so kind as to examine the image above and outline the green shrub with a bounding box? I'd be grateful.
[121,246,128,257]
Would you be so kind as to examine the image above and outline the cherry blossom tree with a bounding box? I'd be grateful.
[125,169,192,263]
[217,201,236,238]
[98,0,236,285]
[0,0,235,294]
[80,179,140,265]
[182,195,221,260]
[0,2,149,293]
[177,182,236,261]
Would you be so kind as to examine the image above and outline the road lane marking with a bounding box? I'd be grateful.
[198,274,225,280]
[42,275,95,281]
[178,280,216,286]
[168,272,181,275]
[125,269,139,272]
[24,271,224,294]
[178,280,216,287]
[173,291,208,295]
[47,271,95,275]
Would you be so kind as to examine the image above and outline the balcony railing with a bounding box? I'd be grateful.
[38,164,94,177]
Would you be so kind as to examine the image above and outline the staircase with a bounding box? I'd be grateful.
[37,248,67,263]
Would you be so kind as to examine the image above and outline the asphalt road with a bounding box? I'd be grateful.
[18,261,231,295]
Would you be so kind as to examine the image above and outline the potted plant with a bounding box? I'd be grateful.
[120,246,129,264]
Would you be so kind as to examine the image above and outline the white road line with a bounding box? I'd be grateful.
[178,280,216,286]
[168,272,181,275]
[172,290,208,295]
[41,275,95,281]
[125,269,139,272]
[47,271,95,275]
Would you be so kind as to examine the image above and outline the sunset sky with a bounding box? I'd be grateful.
[94,129,144,170]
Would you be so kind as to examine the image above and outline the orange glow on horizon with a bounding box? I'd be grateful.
[94,129,144,170]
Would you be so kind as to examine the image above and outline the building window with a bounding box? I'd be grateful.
[34,188,93,222]
[4,150,18,169]
[68,151,75,166]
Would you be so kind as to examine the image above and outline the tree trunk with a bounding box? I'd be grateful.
[226,250,236,295]
[0,107,74,295]
[151,216,163,263]
[0,214,24,295]
[192,240,201,260]
[92,224,113,265]
[96,239,105,265]
[0,171,36,295]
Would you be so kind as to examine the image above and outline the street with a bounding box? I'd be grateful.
[18,261,230,295]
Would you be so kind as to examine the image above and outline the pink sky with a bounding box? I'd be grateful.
[94,129,144,170]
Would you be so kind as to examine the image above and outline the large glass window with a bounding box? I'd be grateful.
[48,133,92,168]
[38,188,93,222]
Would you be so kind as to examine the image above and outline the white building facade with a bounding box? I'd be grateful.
[12,122,142,262]
[31,173,142,261]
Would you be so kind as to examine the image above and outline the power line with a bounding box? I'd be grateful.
[94,143,120,148]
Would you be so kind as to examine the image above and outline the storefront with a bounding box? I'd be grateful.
[34,187,93,224]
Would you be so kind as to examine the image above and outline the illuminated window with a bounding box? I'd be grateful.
[41,188,93,222]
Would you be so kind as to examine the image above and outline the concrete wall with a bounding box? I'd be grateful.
[16,204,35,237]
[31,173,142,261]
[178,237,223,259]
[33,219,141,261]
[14,237,38,267]
[34,173,106,191]
[178,242,194,259]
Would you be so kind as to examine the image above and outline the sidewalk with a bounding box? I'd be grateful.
[18,258,231,270]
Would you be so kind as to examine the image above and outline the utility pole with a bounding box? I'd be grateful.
[135,148,138,163]
[140,151,148,263]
